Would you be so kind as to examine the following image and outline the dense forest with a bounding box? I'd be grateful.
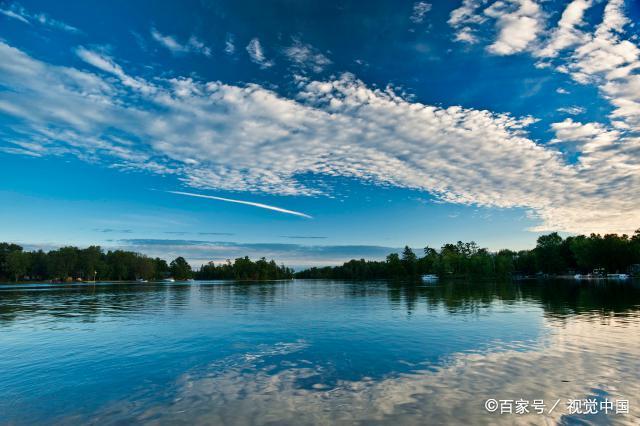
[0,243,184,282]
[1,230,639,282]
[0,243,291,282]
[195,257,294,280]
[295,231,640,279]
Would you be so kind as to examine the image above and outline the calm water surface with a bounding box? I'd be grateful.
[1,279,639,425]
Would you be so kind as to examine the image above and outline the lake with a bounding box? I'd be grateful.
[1,279,639,425]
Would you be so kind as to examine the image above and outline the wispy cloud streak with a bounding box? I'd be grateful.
[150,28,211,56]
[167,191,312,218]
[0,2,79,32]
[280,235,327,239]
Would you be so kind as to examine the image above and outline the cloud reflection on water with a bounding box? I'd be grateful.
[86,312,640,425]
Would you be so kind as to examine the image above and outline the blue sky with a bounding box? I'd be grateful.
[1,0,639,267]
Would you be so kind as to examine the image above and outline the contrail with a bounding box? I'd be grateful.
[167,190,313,219]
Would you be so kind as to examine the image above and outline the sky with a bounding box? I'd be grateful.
[1,0,639,267]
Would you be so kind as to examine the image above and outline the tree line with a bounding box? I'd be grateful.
[195,257,294,280]
[2,230,639,282]
[295,231,640,279]
[0,243,189,282]
[0,243,290,282]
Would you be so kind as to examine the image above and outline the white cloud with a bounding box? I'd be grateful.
[460,0,640,129]
[0,2,79,32]
[1,41,640,235]
[151,28,211,56]
[76,47,155,94]
[410,2,432,24]
[535,0,592,58]
[167,191,313,218]
[556,105,585,115]
[246,38,274,68]
[224,33,235,55]
[0,7,29,24]
[283,39,331,73]
[484,0,544,55]
[537,0,640,193]
[448,0,486,44]
[564,0,636,78]
[454,27,479,44]
[445,0,640,235]
[560,0,640,129]
[550,118,620,154]
[448,0,544,53]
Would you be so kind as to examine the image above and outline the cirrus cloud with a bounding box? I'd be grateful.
[150,28,212,57]
[246,38,274,68]
[0,2,79,33]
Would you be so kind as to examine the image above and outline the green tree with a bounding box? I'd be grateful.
[401,246,418,276]
[154,258,170,279]
[197,257,293,280]
[386,253,403,277]
[419,246,438,274]
[514,250,537,275]
[105,250,132,280]
[535,233,566,274]
[78,246,103,280]
[48,246,79,279]
[632,230,640,267]
[439,244,460,275]
[569,235,593,273]
[133,255,156,280]
[170,257,192,280]
[7,250,30,281]
[495,250,515,276]
[28,250,48,280]
[0,243,23,280]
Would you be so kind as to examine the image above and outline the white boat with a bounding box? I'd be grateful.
[136,278,148,283]
[163,278,175,282]
[421,274,438,282]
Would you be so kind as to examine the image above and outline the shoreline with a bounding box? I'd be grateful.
[2,275,637,286]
